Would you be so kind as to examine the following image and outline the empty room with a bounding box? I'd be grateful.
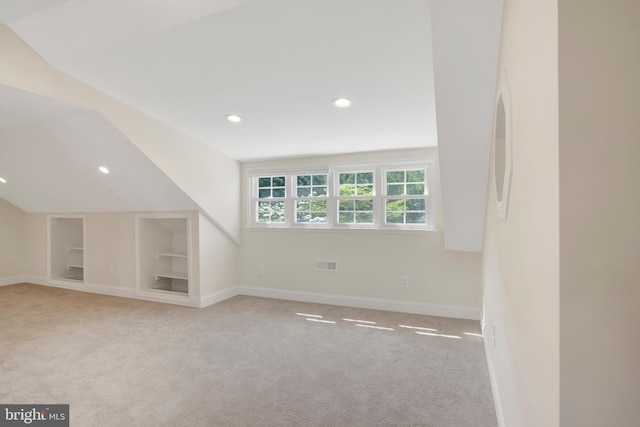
[1,1,639,426]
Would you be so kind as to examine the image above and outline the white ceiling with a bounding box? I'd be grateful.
[0,0,504,251]
[2,0,437,161]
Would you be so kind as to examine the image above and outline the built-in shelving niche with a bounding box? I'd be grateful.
[48,216,85,285]
[136,214,192,302]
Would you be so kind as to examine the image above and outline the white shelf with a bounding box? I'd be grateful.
[67,264,84,269]
[156,252,187,258]
[67,247,84,252]
[155,271,188,281]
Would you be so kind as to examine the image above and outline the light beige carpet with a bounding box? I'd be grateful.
[0,283,497,427]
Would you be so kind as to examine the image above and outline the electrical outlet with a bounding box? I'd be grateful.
[258,266,265,277]
[400,275,409,288]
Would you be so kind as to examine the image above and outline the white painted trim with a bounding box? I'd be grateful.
[0,276,27,286]
[46,279,86,291]
[237,286,481,320]
[482,321,506,427]
[199,287,240,308]
[84,282,136,299]
[3,278,480,320]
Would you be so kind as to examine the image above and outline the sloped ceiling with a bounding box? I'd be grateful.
[0,85,199,213]
[0,0,504,251]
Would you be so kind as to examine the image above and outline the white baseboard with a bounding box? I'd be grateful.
[85,282,136,299]
[3,278,481,321]
[482,321,506,427]
[199,287,240,308]
[237,285,481,320]
[0,276,28,286]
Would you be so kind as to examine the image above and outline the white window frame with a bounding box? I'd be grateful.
[246,159,436,232]
[381,162,433,230]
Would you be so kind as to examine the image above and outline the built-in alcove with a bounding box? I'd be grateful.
[136,214,192,301]
[48,215,85,284]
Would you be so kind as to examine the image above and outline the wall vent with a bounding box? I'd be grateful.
[316,260,338,272]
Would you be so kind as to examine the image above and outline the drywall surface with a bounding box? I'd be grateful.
[0,24,241,243]
[559,1,640,425]
[84,213,136,289]
[240,149,483,312]
[482,0,559,426]
[198,212,239,297]
[0,197,25,279]
[23,213,47,278]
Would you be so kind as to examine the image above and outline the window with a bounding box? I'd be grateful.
[256,176,286,223]
[248,160,435,230]
[295,174,328,223]
[337,171,374,224]
[383,169,428,225]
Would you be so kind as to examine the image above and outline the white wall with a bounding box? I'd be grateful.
[559,1,640,425]
[482,0,559,426]
[198,212,239,298]
[240,148,483,316]
[85,213,136,289]
[0,197,25,282]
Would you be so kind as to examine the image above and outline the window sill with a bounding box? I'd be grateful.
[244,225,439,234]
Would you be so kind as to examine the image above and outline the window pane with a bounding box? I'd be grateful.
[258,177,271,187]
[297,187,310,197]
[339,212,354,223]
[406,170,425,182]
[313,186,327,196]
[406,199,426,211]
[257,202,271,222]
[311,213,327,223]
[406,183,425,195]
[387,171,405,183]
[386,199,405,212]
[272,188,285,197]
[297,175,311,186]
[387,184,404,196]
[356,212,373,223]
[406,212,426,224]
[258,189,271,198]
[339,184,356,196]
[339,200,354,211]
[340,173,355,185]
[258,201,285,223]
[272,176,285,187]
[310,200,326,211]
[271,201,285,222]
[356,184,374,196]
[355,199,373,210]
[313,175,327,185]
[357,172,374,184]
[386,212,404,224]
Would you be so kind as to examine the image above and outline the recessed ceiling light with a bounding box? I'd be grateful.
[332,97,352,108]
[98,166,110,174]
[226,114,242,123]
[0,177,6,184]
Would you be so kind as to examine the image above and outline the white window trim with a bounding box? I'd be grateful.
[245,160,436,232]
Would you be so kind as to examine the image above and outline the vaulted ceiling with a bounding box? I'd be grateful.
[0,0,503,251]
